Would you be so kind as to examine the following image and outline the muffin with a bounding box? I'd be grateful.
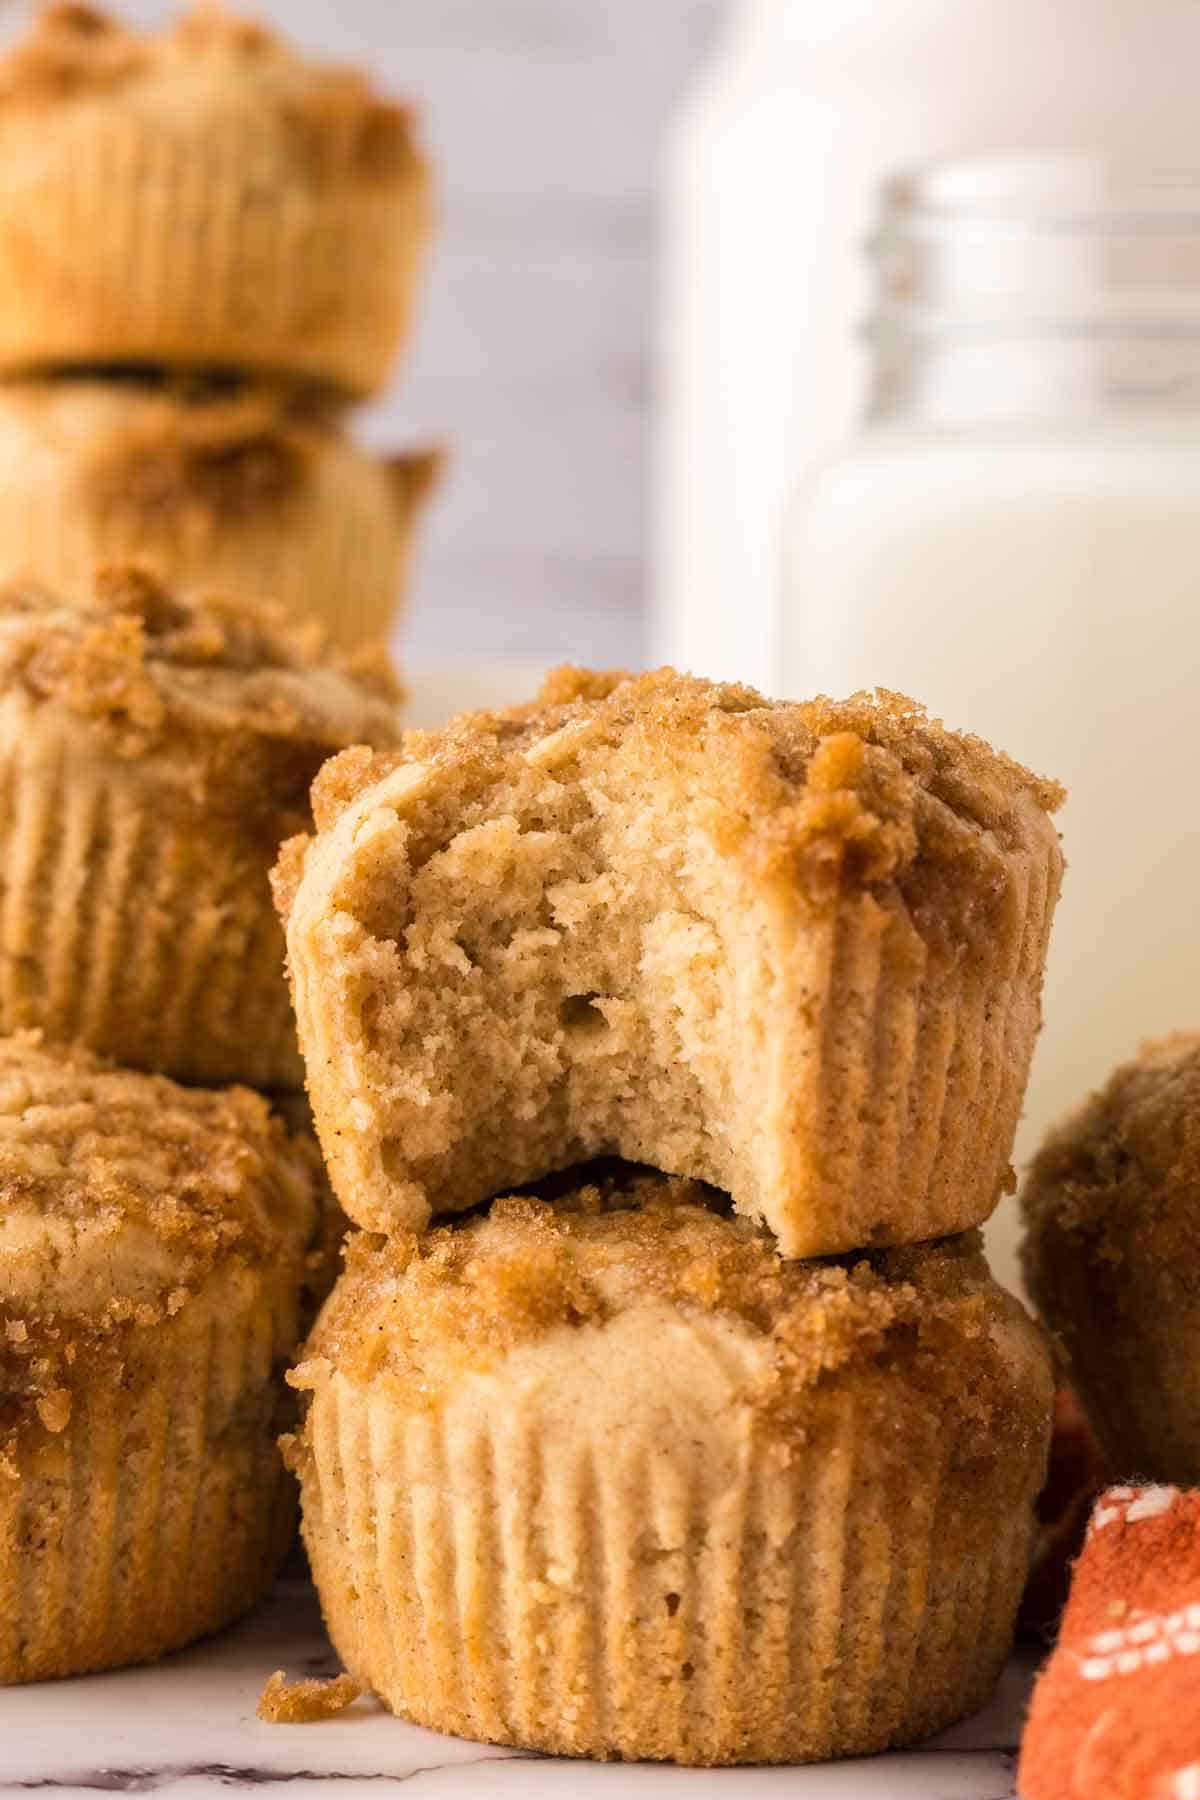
[0,4,431,394]
[0,564,401,1088]
[275,668,1064,1256]
[0,377,440,649]
[288,1169,1053,1764]
[1022,1032,1200,1485]
[0,1033,324,1682]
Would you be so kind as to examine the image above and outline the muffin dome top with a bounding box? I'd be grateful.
[0,374,398,528]
[1022,1030,1200,1265]
[0,1032,322,1323]
[304,665,1063,921]
[302,1167,1045,1448]
[0,564,402,758]
[0,3,423,186]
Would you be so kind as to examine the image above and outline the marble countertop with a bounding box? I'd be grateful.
[0,1576,1039,1799]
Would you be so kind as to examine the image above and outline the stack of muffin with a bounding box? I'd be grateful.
[276,669,1067,1765]
[0,1,436,651]
[0,571,408,1682]
[0,2,428,1682]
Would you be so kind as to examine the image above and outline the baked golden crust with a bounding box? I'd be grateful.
[308,669,1064,889]
[0,1262,300,1682]
[0,564,401,756]
[306,1171,1034,1435]
[291,1180,1053,1763]
[281,666,1064,1255]
[1021,1032,1200,1483]
[0,1032,317,1275]
[0,567,401,1087]
[0,1032,322,1388]
[1,4,420,184]
[0,377,439,650]
[258,1670,362,1723]
[0,5,432,393]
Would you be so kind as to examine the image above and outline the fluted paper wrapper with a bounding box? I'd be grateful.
[299,1360,1039,1765]
[0,705,302,1088]
[0,110,429,396]
[770,826,1062,1257]
[0,1274,296,1683]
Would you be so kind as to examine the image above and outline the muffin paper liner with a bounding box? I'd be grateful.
[0,1272,297,1682]
[769,827,1061,1256]
[0,710,303,1087]
[0,111,429,395]
[300,1359,1041,1764]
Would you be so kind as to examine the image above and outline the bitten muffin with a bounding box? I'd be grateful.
[1022,1033,1200,1485]
[0,4,431,395]
[0,1033,324,1682]
[0,564,401,1088]
[0,377,440,650]
[275,668,1064,1256]
[289,1170,1053,1764]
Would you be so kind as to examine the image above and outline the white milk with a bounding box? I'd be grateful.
[784,158,1200,1288]
[656,0,1200,692]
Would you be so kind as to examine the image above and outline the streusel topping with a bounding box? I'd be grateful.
[1023,1031,1200,1260]
[302,666,1063,916]
[0,564,401,758]
[0,1033,320,1317]
[300,1167,1040,1449]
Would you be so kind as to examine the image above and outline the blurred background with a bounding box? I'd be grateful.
[47,0,724,673]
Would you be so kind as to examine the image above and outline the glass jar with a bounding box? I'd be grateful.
[783,154,1200,1283]
[656,0,1200,692]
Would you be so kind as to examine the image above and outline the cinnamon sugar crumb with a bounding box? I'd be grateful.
[297,1170,1042,1454]
[258,1670,362,1723]
[0,564,402,758]
[34,1388,70,1433]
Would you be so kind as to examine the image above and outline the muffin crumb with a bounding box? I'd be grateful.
[258,1670,362,1724]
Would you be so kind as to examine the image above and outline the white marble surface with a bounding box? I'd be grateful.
[0,1575,1038,1797]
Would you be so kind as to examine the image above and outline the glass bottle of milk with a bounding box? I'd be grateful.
[657,0,1200,693]
[783,155,1200,1280]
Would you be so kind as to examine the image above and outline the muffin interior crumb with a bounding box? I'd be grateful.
[285,666,1062,1236]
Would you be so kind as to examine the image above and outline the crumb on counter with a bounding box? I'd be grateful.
[257,1669,363,1724]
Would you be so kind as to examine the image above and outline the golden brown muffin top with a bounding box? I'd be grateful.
[0,4,424,186]
[1022,1031,1200,1269]
[0,1031,320,1301]
[79,380,331,524]
[0,564,402,760]
[0,373,441,532]
[301,667,1063,919]
[301,1167,1042,1443]
[0,1033,327,1447]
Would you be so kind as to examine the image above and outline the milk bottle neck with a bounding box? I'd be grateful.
[867,154,1200,427]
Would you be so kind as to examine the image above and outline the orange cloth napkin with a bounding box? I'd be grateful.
[1019,1483,1200,1800]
